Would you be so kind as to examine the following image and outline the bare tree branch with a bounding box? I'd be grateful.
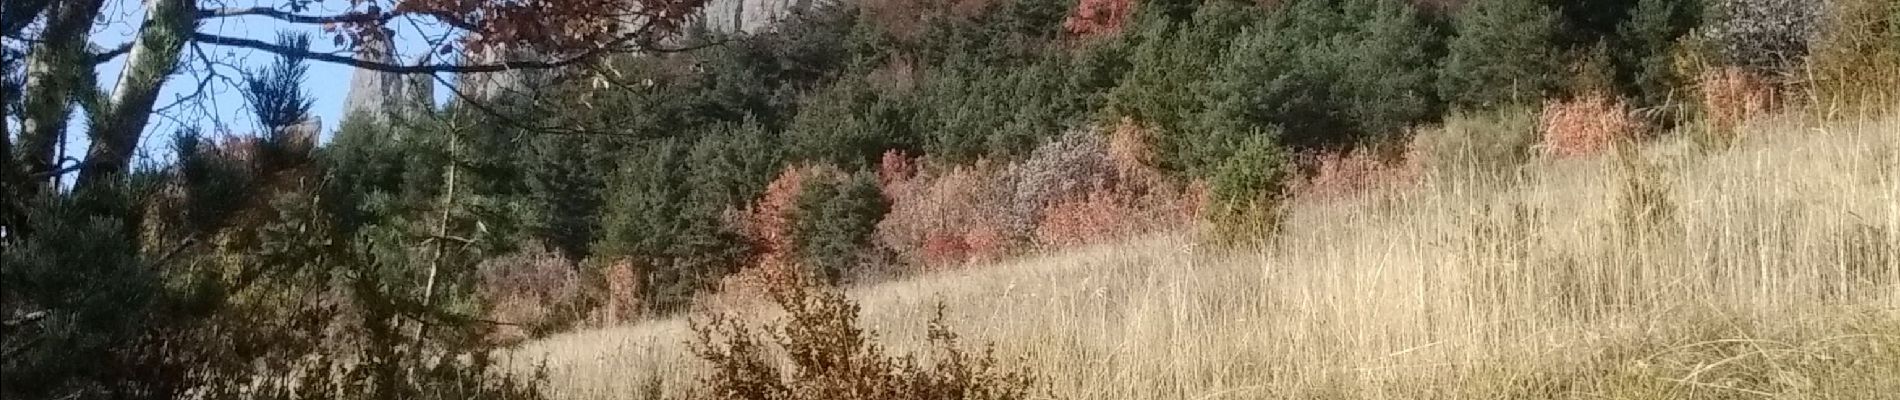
[195,32,616,73]
[193,27,717,74]
[195,7,394,25]
[91,41,132,64]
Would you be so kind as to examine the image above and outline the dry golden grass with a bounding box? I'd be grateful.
[517,111,1900,399]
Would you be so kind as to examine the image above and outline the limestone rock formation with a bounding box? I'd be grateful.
[446,0,820,100]
[340,29,435,123]
[701,0,816,34]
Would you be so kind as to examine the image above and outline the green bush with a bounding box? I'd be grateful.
[1410,107,1540,183]
[791,171,891,284]
[1207,134,1294,246]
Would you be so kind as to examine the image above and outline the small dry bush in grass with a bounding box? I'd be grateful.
[707,258,804,313]
[598,259,645,324]
[1289,148,1418,200]
[1408,108,1539,183]
[1539,93,1648,158]
[1608,143,1679,242]
[1033,190,1141,248]
[477,244,587,343]
[1698,67,1779,142]
[688,281,1038,400]
[1806,0,1900,117]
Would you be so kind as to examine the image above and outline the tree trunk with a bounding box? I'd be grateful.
[74,0,192,191]
[15,0,105,193]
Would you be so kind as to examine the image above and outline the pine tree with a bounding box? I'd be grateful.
[593,140,750,312]
[791,171,891,284]
[1615,0,1702,107]
[1441,0,1565,110]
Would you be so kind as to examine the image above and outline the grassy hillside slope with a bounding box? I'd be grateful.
[520,112,1899,399]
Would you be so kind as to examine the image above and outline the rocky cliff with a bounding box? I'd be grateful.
[341,1,818,118]
[700,0,816,34]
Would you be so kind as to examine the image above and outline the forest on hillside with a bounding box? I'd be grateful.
[3,0,1896,398]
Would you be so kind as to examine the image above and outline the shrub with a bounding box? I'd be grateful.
[1033,189,1142,248]
[1064,0,1136,37]
[475,244,585,343]
[715,165,843,308]
[1105,117,1155,177]
[1539,92,1647,158]
[1026,118,1197,247]
[791,171,892,284]
[688,281,1038,400]
[1207,135,1293,246]
[1408,107,1540,182]
[1806,0,1900,116]
[735,165,839,268]
[1612,0,1703,107]
[708,257,802,313]
[1697,66,1778,140]
[601,260,645,323]
[1701,0,1825,76]
[1440,0,1565,110]
[875,161,1017,267]
[1005,129,1118,236]
[1290,147,1416,200]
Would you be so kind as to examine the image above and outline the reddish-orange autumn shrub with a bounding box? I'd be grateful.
[733,165,846,265]
[1064,0,1134,37]
[1539,93,1647,158]
[1700,67,1778,134]
[715,164,847,306]
[598,260,645,324]
[919,230,974,266]
[876,161,1017,268]
[1034,190,1140,248]
[877,124,1203,267]
[876,149,917,190]
[1290,148,1418,199]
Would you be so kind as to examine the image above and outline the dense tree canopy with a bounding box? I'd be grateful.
[5,0,1885,397]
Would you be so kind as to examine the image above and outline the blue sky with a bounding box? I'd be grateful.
[75,0,453,165]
